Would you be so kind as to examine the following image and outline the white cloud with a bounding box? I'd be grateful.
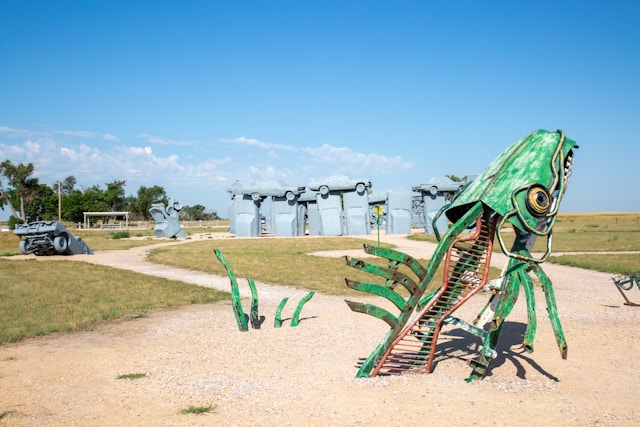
[303,144,413,175]
[128,146,154,156]
[55,129,121,142]
[222,136,298,152]
[0,126,49,139]
[222,136,414,177]
[137,133,196,146]
[0,127,418,215]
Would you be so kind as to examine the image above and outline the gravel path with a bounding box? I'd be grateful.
[1,232,639,426]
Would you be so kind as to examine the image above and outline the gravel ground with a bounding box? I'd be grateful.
[1,232,639,426]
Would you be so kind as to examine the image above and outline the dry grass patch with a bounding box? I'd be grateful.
[0,259,228,343]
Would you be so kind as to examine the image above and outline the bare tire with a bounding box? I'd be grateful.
[53,235,68,253]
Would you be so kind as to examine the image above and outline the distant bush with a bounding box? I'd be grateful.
[8,215,23,230]
[111,231,130,239]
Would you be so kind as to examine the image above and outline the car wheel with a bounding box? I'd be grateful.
[285,191,296,201]
[53,235,68,253]
[429,186,438,195]
[319,185,329,196]
[251,192,261,202]
[355,183,366,194]
[19,240,29,255]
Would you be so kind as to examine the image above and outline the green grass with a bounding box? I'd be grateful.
[408,213,640,274]
[181,402,216,415]
[148,237,503,298]
[0,259,228,343]
[408,213,640,252]
[148,237,404,296]
[530,213,640,252]
[116,373,147,380]
[549,253,640,275]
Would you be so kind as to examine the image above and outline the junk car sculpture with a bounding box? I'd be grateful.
[345,129,577,381]
[14,221,93,256]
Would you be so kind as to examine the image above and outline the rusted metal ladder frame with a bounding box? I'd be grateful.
[344,202,484,378]
[370,210,497,376]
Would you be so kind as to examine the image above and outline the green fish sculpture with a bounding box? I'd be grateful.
[345,129,578,381]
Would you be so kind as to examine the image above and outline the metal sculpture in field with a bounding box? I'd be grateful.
[149,199,186,239]
[611,274,640,306]
[345,129,578,381]
[214,248,315,331]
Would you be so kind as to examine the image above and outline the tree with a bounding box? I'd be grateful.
[59,175,77,194]
[25,182,57,221]
[103,180,127,212]
[0,182,19,220]
[181,204,208,221]
[445,174,465,183]
[0,160,37,221]
[133,185,167,220]
[61,189,89,223]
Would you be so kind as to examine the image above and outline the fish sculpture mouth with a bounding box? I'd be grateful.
[512,132,576,232]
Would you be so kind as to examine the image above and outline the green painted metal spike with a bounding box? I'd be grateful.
[345,257,420,294]
[345,279,406,311]
[291,291,315,327]
[344,300,397,328]
[247,278,260,329]
[363,244,428,280]
[214,248,249,332]
[274,297,289,328]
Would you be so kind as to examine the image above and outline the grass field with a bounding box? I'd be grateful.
[408,212,640,274]
[0,258,228,343]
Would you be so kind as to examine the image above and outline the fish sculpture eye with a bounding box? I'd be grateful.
[525,184,551,217]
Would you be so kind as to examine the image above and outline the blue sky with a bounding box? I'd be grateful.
[1,0,638,220]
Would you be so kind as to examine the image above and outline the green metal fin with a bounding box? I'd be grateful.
[363,244,428,280]
[345,279,407,311]
[344,300,398,328]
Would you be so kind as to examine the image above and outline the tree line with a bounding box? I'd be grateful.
[0,160,219,226]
